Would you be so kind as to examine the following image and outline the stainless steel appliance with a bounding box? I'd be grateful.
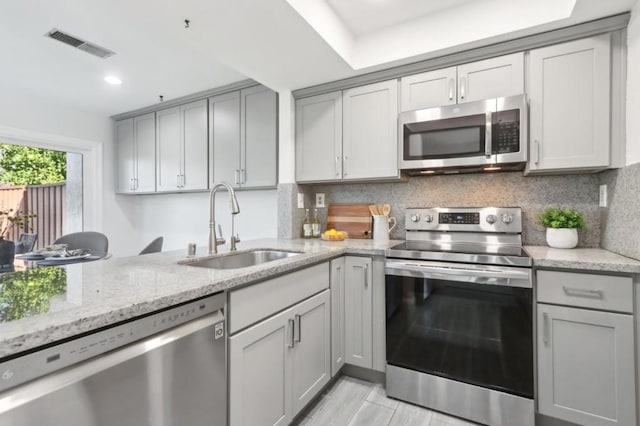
[0,293,226,426]
[385,207,533,426]
[398,95,527,174]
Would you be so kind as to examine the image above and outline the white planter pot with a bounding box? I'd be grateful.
[546,228,578,249]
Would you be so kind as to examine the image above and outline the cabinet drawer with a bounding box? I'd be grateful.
[229,262,329,334]
[537,270,633,313]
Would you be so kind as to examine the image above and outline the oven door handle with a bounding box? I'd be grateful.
[385,261,532,288]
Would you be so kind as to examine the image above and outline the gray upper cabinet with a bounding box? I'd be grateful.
[400,52,523,112]
[296,80,399,183]
[156,100,208,192]
[210,85,277,189]
[344,256,373,369]
[116,113,156,194]
[527,34,611,173]
[343,80,399,181]
[295,91,343,182]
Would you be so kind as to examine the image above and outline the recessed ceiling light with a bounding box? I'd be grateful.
[104,75,122,85]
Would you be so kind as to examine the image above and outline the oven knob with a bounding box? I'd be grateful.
[502,214,514,224]
[411,214,421,222]
[486,214,497,224]
[424,214,433,223]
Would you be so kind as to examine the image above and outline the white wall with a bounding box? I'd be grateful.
[0,84,136,256]
[627,0,640,165]
[129,189,278,254]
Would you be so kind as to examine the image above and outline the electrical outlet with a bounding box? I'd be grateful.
[297,193,305,209]
[316,193,325,208]
[599,184,607,207]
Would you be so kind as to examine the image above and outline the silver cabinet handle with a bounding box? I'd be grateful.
[533,140,540,165]
[543,311,549,346]
[562,286,603,299]
[134,178,138,190]
[294,314,301,343]
[234,169,240,185]
[343,156,347,177]
[335,156,340,177]
[485,111,492,157]
[448,78,455,101]
[287,318,295,348]
[177,174,181,188]
[459,76,466,100]
[241,169,246,184]
[364,263,369,288]
[130,178,135,191]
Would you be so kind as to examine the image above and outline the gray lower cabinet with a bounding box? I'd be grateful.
[536,270,636,426]
[229,290,330,426]
[330,257,345,377]
[344,256,373,369]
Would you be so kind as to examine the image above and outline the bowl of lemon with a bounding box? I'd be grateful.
[321,229,347,241]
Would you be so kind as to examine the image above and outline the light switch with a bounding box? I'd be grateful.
[599,184,607,207]
[297,193,305,209]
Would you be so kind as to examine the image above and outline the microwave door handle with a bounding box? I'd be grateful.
[485,111,492,157]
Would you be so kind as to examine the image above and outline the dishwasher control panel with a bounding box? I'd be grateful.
[0,293,225,393]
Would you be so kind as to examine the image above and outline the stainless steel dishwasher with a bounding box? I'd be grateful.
[0,293,226,426]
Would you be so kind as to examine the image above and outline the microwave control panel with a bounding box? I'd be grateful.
[493,109,520,154]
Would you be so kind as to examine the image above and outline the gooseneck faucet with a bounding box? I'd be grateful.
[209,182,241,255]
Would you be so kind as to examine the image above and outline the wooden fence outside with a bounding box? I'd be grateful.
[0,183,66,250]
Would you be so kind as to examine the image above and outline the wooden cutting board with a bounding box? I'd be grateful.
[327,203,372,239]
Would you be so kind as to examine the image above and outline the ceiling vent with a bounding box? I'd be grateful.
[46,28,115,59]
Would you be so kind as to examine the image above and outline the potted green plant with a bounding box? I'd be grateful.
[0,209,36,269]
[539,207,586,249]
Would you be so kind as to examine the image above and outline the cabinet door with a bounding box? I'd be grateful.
[330,257,345,377]
[343,80,399,181]
[115,119,135,194]
[210,91,241,188]
[241,85,277,188]
[229,307,293,426]
[295,91,343,182]
[400,67,457,112]
[133,113,156,193]
[291,290,331,416]
[537,304,636,426]
[344,256,373,369]
[181,100,208,191]
[528,35,611,171]
[155,107,182,192]
[457,52,524,103]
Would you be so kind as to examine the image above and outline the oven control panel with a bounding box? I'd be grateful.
[405,207,522,233]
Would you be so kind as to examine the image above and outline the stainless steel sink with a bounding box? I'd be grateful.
[184,249,302,270]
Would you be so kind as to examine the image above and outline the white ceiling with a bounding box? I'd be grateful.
[326,0,476,36]
[0,0,636,116]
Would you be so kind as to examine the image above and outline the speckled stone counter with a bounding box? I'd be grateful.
[0,238,398,359]
[525,246,640,274]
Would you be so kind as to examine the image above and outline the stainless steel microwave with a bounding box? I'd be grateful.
[398,94,527,173]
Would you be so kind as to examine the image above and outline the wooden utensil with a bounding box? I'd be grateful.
[368,205,378,216]
[382,204,391,216]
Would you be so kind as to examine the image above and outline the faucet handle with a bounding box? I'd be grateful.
[216,224,226,246]
[217,224,224,237]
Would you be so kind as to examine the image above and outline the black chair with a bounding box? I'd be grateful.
[139,237,163,255]
[54,231,109,257]
[15,233,38,254]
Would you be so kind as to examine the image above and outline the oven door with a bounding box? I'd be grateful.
[385,259,533,398]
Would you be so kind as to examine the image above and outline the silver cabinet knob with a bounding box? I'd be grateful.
[486,214,497,224]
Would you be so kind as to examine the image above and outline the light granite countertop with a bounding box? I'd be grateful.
[525,246,640,274]
[0,238,398,359]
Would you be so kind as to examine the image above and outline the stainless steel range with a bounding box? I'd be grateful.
[385,207,533,426]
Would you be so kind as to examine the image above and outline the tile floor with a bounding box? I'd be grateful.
[294,376,479,426]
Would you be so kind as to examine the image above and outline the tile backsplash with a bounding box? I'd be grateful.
[294,171,601,247]
[600,162,640,259]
